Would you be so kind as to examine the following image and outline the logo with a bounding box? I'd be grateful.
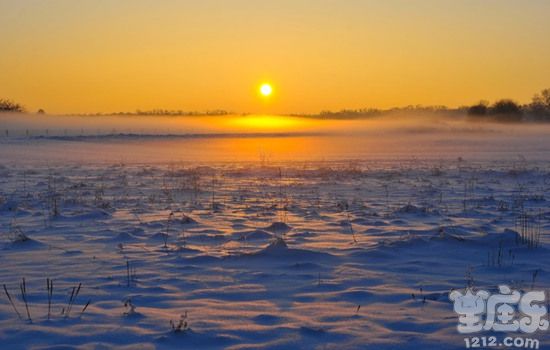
[449,285,549,334]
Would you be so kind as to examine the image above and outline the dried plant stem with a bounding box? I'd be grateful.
[3,284,23,321]
[19,278,32,322]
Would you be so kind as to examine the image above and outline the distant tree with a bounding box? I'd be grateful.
[535,88,550,106]
[0,99,24,112]
[489,99,522,121]
[467,101,489,116]
[528,88,550,120]
[37,109,46,114]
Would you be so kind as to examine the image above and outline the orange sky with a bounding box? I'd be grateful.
[1,0,549,114]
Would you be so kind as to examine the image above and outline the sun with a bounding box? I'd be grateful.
[260,83,273,97]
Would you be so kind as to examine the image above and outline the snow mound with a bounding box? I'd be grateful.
[181,214,198,225]
[150,232,169,241]
[264,237,288,251]
[235,229,273,241]
[62,209,112,220]
[101,231,141,243]
[3,235,45,250]
[395,204,437,216]
[0,200,18,212]
[264,222,292,234]
[241,237,336,263]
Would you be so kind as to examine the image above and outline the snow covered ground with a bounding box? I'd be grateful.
[0,125,549,349]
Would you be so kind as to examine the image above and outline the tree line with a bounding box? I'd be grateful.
[0,99,24,113]
[466,88,550,122]
[2,87,550,122]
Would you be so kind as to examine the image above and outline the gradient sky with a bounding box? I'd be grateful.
[1,0,549,114]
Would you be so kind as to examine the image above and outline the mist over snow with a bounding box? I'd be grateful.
[1,112,549,164]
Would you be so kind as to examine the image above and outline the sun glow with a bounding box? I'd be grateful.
[260,83,273,97]
[230,115,302,130]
